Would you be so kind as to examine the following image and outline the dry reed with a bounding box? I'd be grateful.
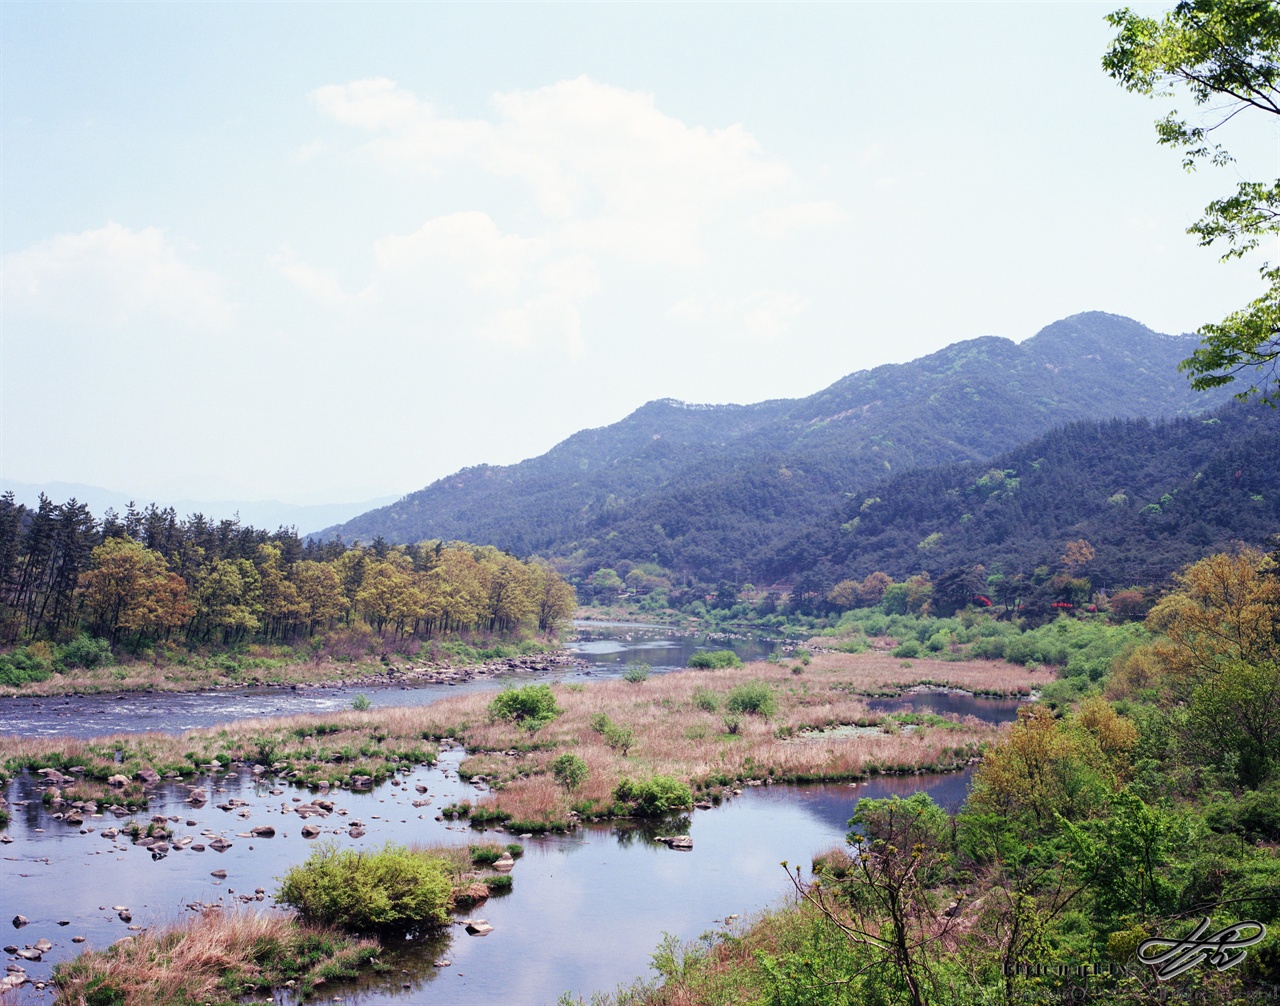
[52,908,379,1006]
[2,653,1043,830]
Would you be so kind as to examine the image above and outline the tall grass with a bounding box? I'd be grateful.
[52,909,379,1005]
[5,652,1043,829]
[413,652,1032,828]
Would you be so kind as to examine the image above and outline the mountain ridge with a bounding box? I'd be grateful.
[320,312,1231,581]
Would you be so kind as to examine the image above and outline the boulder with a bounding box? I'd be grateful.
[11,916,28,928]
[464,919,494,936]
[491,854,515,873]
[134,769,160,786]
[249,826,275,838]
[33,939,51,953]
[301,823,322,839]
[106,775,129,788]
[657,835,693,851]
[186,789,208,805]
[14,948,41,961]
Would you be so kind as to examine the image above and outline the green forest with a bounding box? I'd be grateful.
[0,493,575,686]
[563,546,1280,1006]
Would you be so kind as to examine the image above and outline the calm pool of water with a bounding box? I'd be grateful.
[0,755,971,1005]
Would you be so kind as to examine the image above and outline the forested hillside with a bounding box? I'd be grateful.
[0,495,575,683]
[325,312,1229,583]
[763,398,1280,602]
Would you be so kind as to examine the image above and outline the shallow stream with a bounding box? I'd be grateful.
[0,623,1020,1004]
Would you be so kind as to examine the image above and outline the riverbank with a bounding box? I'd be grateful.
[0,644,582,699]
[1,653,1047,827]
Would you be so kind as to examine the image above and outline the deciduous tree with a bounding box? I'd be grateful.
[1106,0,1280,401]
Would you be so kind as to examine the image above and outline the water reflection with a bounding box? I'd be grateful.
[0,757,973,1006]
[867,690,1027,724]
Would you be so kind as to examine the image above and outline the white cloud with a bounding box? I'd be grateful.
[668,289,809,339]
[312,77,490,173]
[372,213,596,352]
[313,75,796,266]
[372,211,546,297]
[296,75,833,352]
[272,251,360,306]
[743,200,846,238]
[1,222,232,328]
[742,290,809,338]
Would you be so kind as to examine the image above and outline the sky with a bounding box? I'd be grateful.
[3,1,1277,506]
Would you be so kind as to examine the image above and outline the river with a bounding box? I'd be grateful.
[0,623,1018,1004]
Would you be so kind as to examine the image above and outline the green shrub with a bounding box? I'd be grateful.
[350,693,371,711]
[725,681,776,717]
[968,635,1007,660]
[622,662,651,684]
[614,775,693,816]
[603,721,636,755]
[891,639,921,659]
[277,842,452,932]
[59,634,113,670]
[0,647,54,686]
[688,650,743,669]
[488,684,561,728]
[691,686,719,712]
[552,753,589,791]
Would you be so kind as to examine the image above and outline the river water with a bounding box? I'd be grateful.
[0,624,1016,1004]
[0,622,781,739]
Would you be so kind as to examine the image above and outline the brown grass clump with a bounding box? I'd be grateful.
[52,908,379,1005]
[418,653,1039,829]
[1,709,437,792]
[4,652,1042,830]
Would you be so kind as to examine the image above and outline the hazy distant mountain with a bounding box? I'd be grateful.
[321,312,1233,582]
[0,480,399,536]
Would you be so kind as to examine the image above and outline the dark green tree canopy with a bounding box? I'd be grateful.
[1105,0,1280,402]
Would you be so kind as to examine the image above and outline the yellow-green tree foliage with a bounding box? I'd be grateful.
[71,536,574,647]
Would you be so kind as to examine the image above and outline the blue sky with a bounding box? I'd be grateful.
[3,2,1276,505]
